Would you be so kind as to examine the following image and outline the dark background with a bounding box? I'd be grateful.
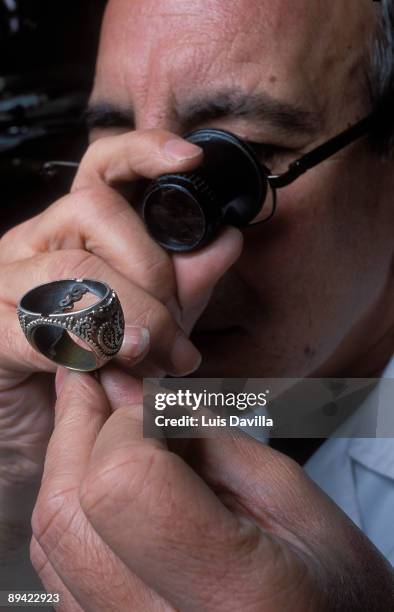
[0,2,106,602]
[0,0,106,235]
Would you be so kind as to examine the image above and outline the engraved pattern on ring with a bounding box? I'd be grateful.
[17,289,124,361]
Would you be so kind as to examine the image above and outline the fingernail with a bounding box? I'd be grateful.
[171,334,202,375]
[122,326,150,361]
[164,139,202,161]
[55,367,69,397]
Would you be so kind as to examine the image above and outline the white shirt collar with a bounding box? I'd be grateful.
[347,355,394,480]
[304,355,394,562]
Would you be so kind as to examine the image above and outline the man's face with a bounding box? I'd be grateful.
[90,0,394,377]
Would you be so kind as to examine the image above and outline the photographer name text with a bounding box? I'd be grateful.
[154,414,274,428]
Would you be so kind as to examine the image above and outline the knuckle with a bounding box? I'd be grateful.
[122,295,162,328]
[110,129,171,174]
[31,485,76,554]
[140,127,168,139]
[144,299,175,333]
[0,323,32,372]
[79,453,128,522]
[122,127,166,149]
[138,128,174,149]
[0,221,34,260]
[274,451,305,483]
[125,146,156,175]
[80,445,170,523]
[0,225,19,249]
[0,322,21,359]
[42,192,70,214]
[72,137,117,189]
[0,313,52,374]
[49,249,102,281]
[29,537,47,575]
[69,186,135,247]
[74,183,115,209]
[69,183,120,218]
[91,135,116,155]
[56,375,104,423]
[81,136,114,166]
[140,253,175,297]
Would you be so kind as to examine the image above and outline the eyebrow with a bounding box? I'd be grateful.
[85,103,135,131]
[86,90,320,137]
[177,91,320,136]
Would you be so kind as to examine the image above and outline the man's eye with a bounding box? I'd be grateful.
[246,141,297,174]
[247,141,291,162]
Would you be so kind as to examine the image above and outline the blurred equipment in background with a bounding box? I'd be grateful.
[0,0,106,234]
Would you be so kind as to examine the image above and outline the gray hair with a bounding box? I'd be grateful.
[368,0,394,155]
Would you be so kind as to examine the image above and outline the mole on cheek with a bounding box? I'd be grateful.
[269,74,277,83]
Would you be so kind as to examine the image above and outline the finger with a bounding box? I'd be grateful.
[33,372,109,607]
[34,371,170,612]
[172,227,243,331]
[40,371,110,485]
[188,433,375,561]
[0,191,241,350]
[0,370,54,508]
[55,366,144,411]
[1,250,200,375]
[0,185,178,303]
[79,370,259,611]
[0,304,148,380]
[0,129,239,336]
[72,129,203,191]
[82,386,386,612]
[0,305,56,375]
[30,536,84,612]
[190,433,324,522]
[99,365,144,410]
[31,536,168,612]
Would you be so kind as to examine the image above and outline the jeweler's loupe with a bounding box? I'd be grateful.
[142,128,270,252]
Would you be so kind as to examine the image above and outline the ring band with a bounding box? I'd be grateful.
[17,279,125,371]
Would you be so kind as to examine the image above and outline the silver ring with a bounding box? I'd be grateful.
[17,279,125,372]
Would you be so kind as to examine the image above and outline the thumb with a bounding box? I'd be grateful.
[172,227,243,332]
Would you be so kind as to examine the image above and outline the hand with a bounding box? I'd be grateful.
[0,129,242,542]
[31,369,394,612]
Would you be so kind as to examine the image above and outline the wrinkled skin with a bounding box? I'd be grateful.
[91,0,394,378]
[0,0,393,609]
[30,369,394,611]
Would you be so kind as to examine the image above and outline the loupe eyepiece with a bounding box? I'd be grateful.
[142,128,267,252]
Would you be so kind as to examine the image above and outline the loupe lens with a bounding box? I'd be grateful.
[144,185,206,251]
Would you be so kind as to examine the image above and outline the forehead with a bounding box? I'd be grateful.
[94,0,377,126]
